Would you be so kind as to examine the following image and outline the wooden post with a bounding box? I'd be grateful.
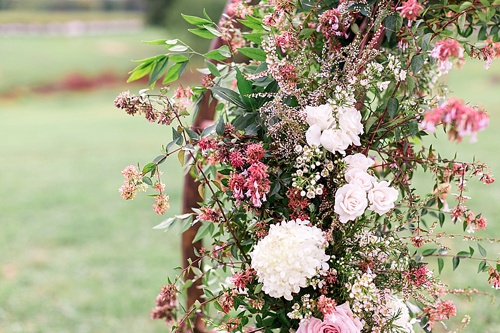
[181,2,232,332]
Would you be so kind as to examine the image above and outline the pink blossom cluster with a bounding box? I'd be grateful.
[118,165,143,200]
[226,143,271,207]
[404,265,431,287]
[230,267,256,290]
[397,0,423,22]
[150,283,178,324]
[424,300,457,330]
[153,194,170,215]
[420,98,489,142]
[429,38,464,73]
[488,267,500,290]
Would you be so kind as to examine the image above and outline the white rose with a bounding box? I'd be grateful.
[306,124,322,147]
[334,184,368,223]
[386,295,415,333]
[338,106,363,146]
[320,129,351,155]
[368,181,399,215]
[305,104,336,130]
[345,168,375,192]
[344,153,374,171]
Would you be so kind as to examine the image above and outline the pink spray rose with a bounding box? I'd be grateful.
[297,302,363,333]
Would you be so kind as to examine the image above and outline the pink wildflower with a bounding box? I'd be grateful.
[218,290,236,313]
[198,206,220,222]
[317,9,345,40]
[430,39,464,73]
[150,283,178,324]
[245,143,265,163]
[397,0,423,21]
[244,162,271,207]
[121,165,141,182]
[405,266,431,286]
[480,173,495,184]
[229,150,245,168]
[424,300,457,329]
[153,194,170,215]
[231,267,255,289]
[488,267,500,289]
[119,184,137,200]
[420,98,489,142]
[275,31,298,52]
[317,295,337,316]
[228,172,246,200]
[198,137,217,150]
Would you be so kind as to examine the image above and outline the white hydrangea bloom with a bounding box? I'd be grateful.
[250,219,330,300]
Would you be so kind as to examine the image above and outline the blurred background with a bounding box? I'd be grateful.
[0,1,499,332]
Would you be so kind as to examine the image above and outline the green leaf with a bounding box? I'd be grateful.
[181,14,212,26]
[142,162,156,175]
[142,176,153,186]
[478,260,487,273]
[457,251,471,258]
[216,116,226,136]
[148,55,169,87]
[459,1,473,11]
[188,28,217,39]
[237,47,267,61]
[242,32,265,44]
[193,222,214,243]
[438,257,444,274]
[144,39,168,45]
[411,54,425,74]
[384,13,403,40]
[387,98,399,119]
[204,45,231,61]
[422,248,436,256]
[203,24,222,37]
[169,54,189,63]
[452,256,460,271]
[478,243,487,257]
[172,127,184,146]
[127,61,153,83]
[185,128,200,140]
[209,87,248,109]
[163,62,188,84]
[469,246,475,256]
[238,16,264,31]
[204,61,221,77]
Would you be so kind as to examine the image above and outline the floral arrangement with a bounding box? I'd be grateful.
[115,1,500,332]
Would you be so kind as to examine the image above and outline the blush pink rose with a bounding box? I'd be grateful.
[297,302,363,333]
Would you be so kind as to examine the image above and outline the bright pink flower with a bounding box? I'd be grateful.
[198,206,220,222]
[397,0,423,21]
[488,267,500,289]
[405,266,431,286]
[244,162,270,207]
[420,98,489,142]
[430,39,464,73]
[297,302,363,333]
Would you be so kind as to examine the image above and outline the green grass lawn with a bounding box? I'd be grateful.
[1,23,500,332]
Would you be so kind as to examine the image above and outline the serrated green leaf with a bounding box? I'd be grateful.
[237,47,267,61]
